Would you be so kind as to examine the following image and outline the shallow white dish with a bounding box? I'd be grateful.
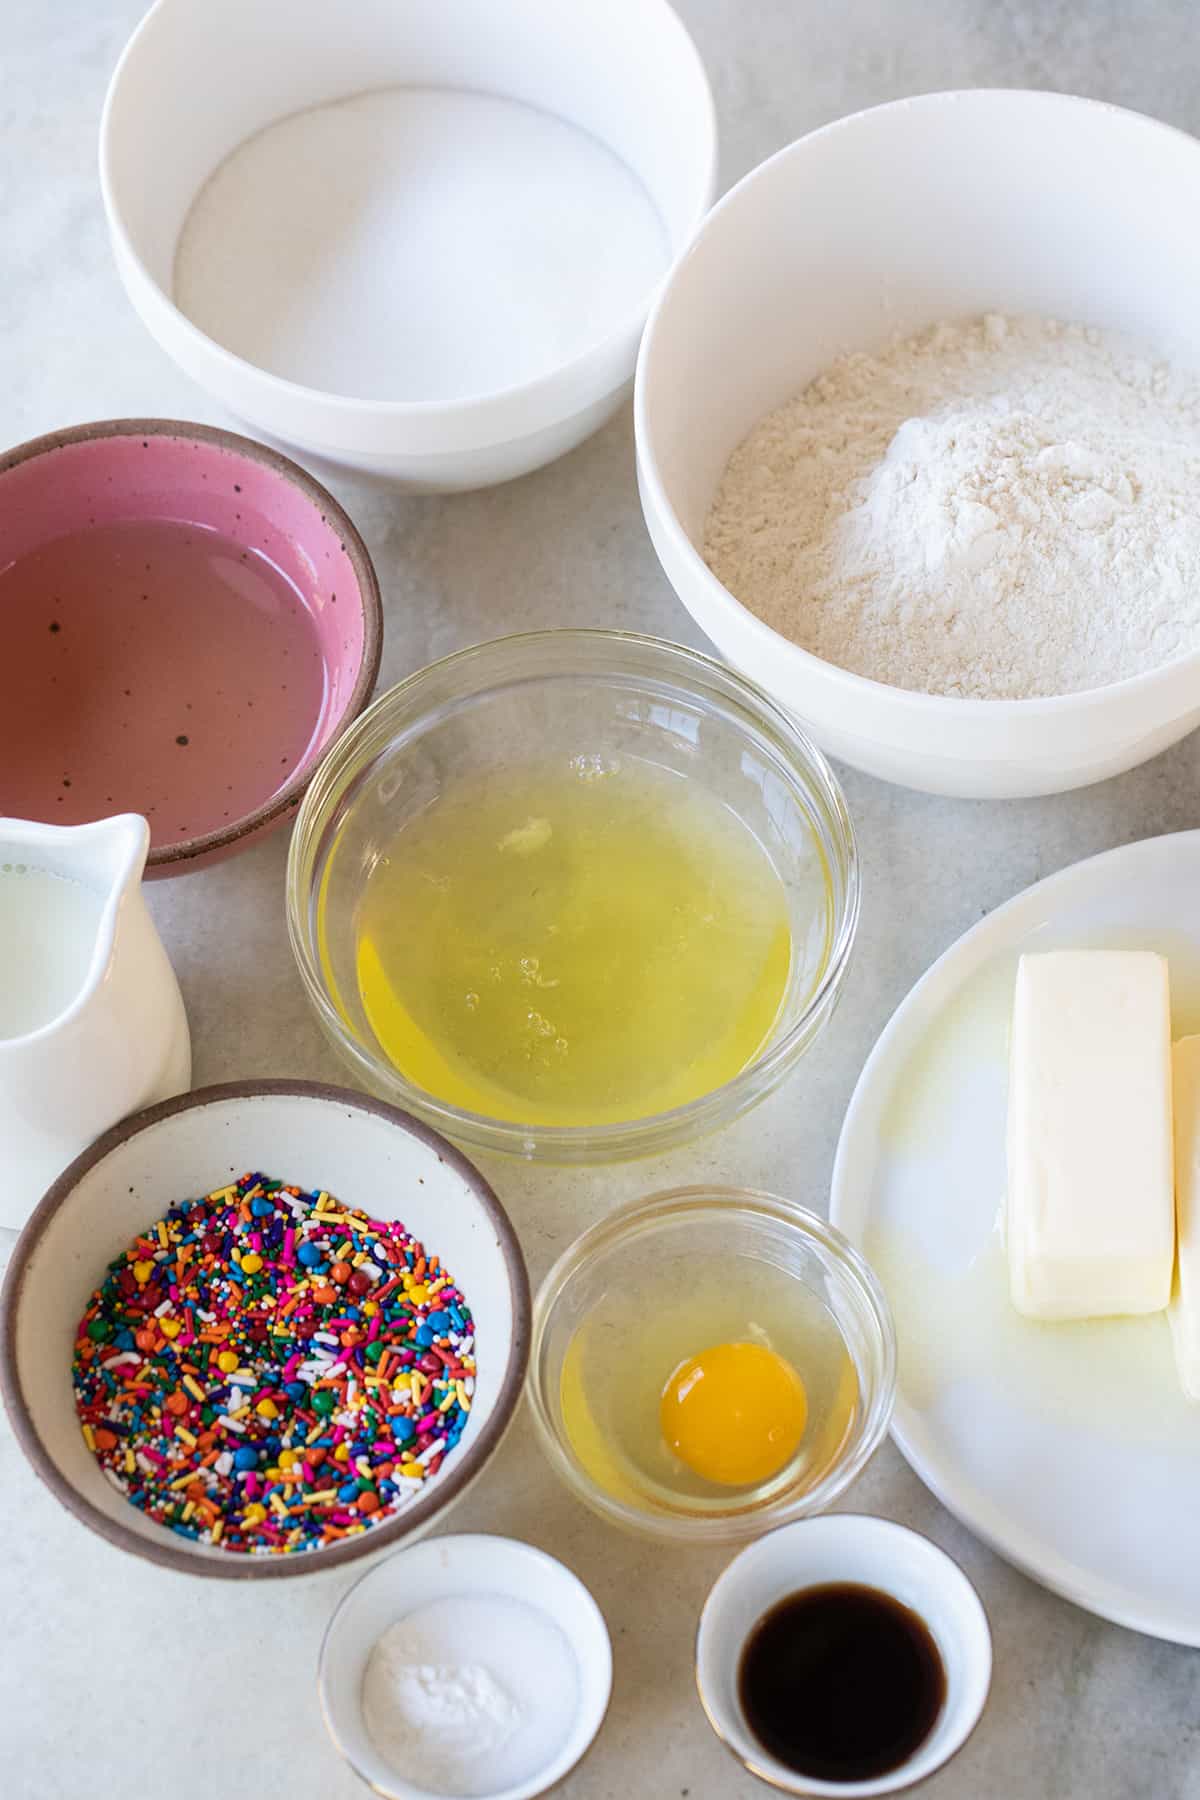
[636,89,1200,797]
[101,0,715,491]
[830,831,1200,1643]
[319,1532,612,1799]
[0,1082,529,1578]
[696,1516,991,1796]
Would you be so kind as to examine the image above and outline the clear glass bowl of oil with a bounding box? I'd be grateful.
[286,630,858,1163]
[526,1188,896,1543]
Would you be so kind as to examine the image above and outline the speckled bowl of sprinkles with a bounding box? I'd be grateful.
[0,1082,530,1578]
[73,1173,480,1554]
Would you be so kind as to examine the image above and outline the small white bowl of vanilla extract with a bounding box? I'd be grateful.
[696,1515,992,1795]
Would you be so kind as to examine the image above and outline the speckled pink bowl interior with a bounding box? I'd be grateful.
[0,421,381,874]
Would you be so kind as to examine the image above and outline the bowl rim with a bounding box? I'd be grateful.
[0,417,383,869]
[524,1184,897,1543]
[99,0,718,449]
[285,628,860,1162]
[634,85,1200,724]
[0,1078,531,1580]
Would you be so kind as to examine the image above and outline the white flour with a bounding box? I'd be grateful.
[704,314,1200,699]
[174,87,668,404]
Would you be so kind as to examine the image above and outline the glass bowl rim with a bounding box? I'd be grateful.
[285,629,860,1161]
[524,1184,898,1543]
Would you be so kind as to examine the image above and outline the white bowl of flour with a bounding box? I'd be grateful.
[101,0,715,490]
[636,90,1200,797]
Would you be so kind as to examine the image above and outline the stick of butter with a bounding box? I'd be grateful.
[1007,950,1174,1320]
[1170,1035,1200,1400]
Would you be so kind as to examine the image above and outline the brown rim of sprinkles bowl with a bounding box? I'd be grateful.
[0,1081,531,1578]
[0,419,383,875]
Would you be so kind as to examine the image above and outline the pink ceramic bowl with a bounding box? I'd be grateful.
[0,419,382,874]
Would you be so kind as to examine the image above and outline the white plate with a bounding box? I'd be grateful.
[831,831,1200,1645]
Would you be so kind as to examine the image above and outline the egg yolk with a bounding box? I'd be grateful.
[659,1340,808,1487]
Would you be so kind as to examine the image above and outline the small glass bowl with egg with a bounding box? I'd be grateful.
[526,1186,896,1543]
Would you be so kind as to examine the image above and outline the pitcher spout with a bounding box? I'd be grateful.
[0,810,190,1226]
[0,812,152,1044]
[71,812,152,905]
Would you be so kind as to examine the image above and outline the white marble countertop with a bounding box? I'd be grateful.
[5,1,1200,1794]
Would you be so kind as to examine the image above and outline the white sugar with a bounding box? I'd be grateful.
[174,87,668,404]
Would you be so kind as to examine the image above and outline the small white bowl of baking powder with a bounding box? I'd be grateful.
[318,1533,612,1799]
[101,0,715,490]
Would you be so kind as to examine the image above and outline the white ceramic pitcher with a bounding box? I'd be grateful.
[0,814,191,1231]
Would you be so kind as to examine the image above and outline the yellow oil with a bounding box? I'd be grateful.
[348,758,798,1126]
[560,1256,860,1516]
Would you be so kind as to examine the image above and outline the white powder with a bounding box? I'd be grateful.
[361,1593,579,1797]
[363,1652,518,1786]
[703,314,1200,699]
[174,87,668,404]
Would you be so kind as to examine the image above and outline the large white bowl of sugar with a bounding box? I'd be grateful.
[636,90,1200,798]
[101,0,716,492]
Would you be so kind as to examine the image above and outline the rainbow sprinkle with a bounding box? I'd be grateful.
[71,1173,476,1554]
